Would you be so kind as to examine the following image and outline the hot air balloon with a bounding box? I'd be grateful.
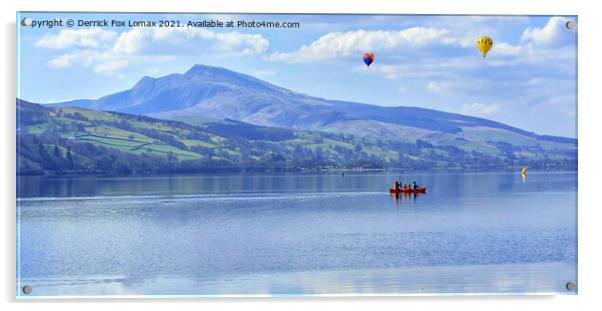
[476,36,493,58]
[363,52,375,67]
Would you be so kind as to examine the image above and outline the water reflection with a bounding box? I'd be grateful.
[21,262,576,296]
[391,192,425,208]
[17,171,577,297]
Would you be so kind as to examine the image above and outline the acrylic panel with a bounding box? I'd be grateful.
[16,12,578,298]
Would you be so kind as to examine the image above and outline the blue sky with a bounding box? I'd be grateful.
[17,13,577,137]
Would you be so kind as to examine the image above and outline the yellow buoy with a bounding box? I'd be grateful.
[521,167,527,176]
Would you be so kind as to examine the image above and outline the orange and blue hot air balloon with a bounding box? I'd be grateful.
[363,52,375,67]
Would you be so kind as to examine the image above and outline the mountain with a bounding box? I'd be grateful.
[17,99,576,176]
[26,64,576,175]
[55,65,576,148]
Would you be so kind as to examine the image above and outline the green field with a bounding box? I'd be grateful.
[17,100,578,175]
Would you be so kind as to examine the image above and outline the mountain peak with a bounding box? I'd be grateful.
[184,64,236,77]
[181,64,289,96]
[50,65,575,145]
[130,75,157,91]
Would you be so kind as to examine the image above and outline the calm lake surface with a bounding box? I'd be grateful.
[16,171,577,297]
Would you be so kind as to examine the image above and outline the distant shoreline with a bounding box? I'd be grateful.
[16,165,578,178]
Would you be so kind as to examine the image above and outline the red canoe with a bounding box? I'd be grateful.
[389,187,427,194]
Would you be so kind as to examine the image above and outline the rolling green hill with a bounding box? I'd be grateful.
[17,100,576,176]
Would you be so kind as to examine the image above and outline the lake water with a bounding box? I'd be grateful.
[16,171,577,297]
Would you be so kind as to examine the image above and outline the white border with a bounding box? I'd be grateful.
[2,0,601,310]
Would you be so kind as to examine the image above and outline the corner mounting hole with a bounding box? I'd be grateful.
[22,285,32,295]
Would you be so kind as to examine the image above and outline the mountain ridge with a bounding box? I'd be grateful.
[48,64,575,146]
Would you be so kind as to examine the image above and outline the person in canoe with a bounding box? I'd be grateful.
[413,180,420,190]
[393,180,401,191]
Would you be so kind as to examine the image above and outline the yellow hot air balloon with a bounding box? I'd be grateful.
[476,36,493,57]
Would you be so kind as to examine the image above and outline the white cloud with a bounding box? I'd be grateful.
[398,85,407,93]
[352,56,479,81]
[47,53,79,68]
[336,17,576,122]
[46,48,174,75]
[44,27,269,75]
[426,81,449,93]
[465,17,576,68]
[493,42,523,56]
[460,102,501,117]
[93,59,132,75]
[521,16,575,47]
[36,28,117,49]
[111,28,269,56]
[268,27,457,63]
[267,16,576,83]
